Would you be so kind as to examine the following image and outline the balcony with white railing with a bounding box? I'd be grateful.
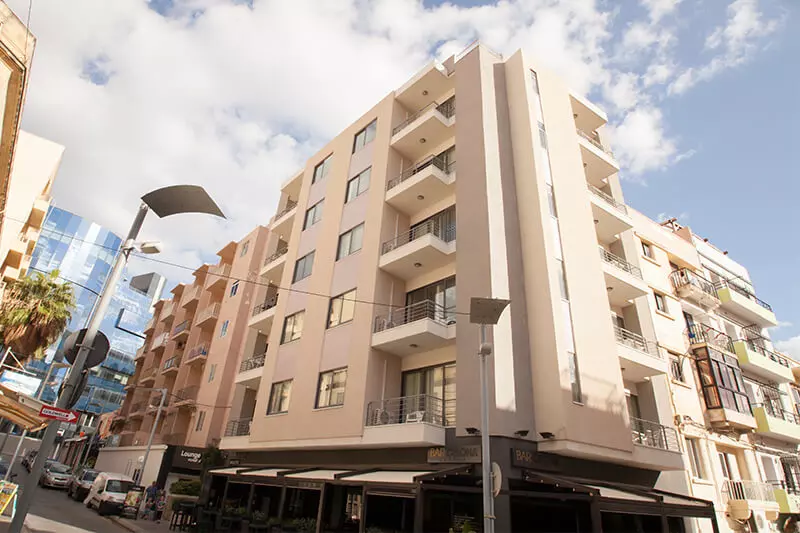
[599,248,648,306]
[733,338,794,383]
[687,323,735,354]
[362,394,449,447]
[386,155,456,216]
[379,220,456,280]
[721,480,780,521]
[614,325,667,381]
[577,129,619,186]
[670,268,720,310]
[372,300,456,356]
[588,185,632,243]
[715,279,777,327]
[391,98,456,161]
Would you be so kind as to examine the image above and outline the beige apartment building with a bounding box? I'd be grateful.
[111,43,799,533]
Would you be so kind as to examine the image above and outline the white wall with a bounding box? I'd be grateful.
[95,445,167,486]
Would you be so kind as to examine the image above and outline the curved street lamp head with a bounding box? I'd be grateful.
[141,185,226,219]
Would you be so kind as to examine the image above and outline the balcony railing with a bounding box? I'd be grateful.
[263,247,288,266]
[715,279,773,312]
[196,303,220,324]
[630,417,680,451]
[588,185,627,214]
[182,285,201,304]
[721,480,778,503]
[386,154,456,191]
[687,323,735,353]
[239,352,267,373]
[755,402,800,425]
[740,339,792,368]
[186,343,209,362]
[366,394,452,426]
[374,300,456,333]
[252,294,279,317]
[141,366,159,380]
[172,320,189,337]
[599,248,642,279]
[224,418,252,437]
[614,325,661,359]
[392,98,456,136]
[162,356,181,371]
[577,128,613,155]
[381,220,456,255]
[161,302,174,319]
[151,333,169,350]
[175,386,199,403]
[670,268,718,299]
[275,199,297,220]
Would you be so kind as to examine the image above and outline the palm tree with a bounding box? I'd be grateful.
[0,270,75,362]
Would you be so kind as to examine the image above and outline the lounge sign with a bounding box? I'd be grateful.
[427,445,481,464]
[172,446,205,471]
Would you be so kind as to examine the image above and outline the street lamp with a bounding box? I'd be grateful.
[10,185,224,533]
[469,297,510,533]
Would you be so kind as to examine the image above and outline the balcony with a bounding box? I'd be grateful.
[195,303,220,328]
[721,480,779,522]
[236,351,266,386]
[208,264,231,291]
[379,222,456,280]
[362,394,447,447]
[372,300,456,356]
[143,317,156,335]
[174,386,199,407]
[159,302,175,322]
[687,323,735,354]
[577,129,619,186]
[129,403,145,418]
[140,366,158,384]
[29,195,49,227]
[752,404,800,443]
[185,343,209,366]
[172,320,190,341]
[133,346,146,361]
[630,417,684,470]
[588,186,632,244]
[599,248,649,306]
[386,155,456,216]
[773,482,800,514]
[181,285,201,308]
[224,418,252,437]
[249,294,278,332]
[150,332,169,353]
[395,61,453,111]
[270,199,297,238]
[733,339,794,383]
[614,325,667,381]
[391,99,455,161]
[161,355,181,376]
[260,247,288,280]
[715,279,777,327]
[670,269,720,310]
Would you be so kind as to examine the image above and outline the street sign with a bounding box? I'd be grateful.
[39,405,78,423]
[62,329,110,369]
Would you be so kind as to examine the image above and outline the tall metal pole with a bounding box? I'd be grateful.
[10,204,150,533]
[136,388,166,518]
[478,323,495,533]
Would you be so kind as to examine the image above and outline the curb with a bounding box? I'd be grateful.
[108,516,143,532]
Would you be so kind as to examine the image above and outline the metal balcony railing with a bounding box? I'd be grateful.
[374,300,456,333]
[186,343,209,362]
[670,268,718,299]
[392,98,456,136]
[770,480,800,494]
[614,325,661,359]
[175,386,199,403]
[588,185,627,214]
[386,154,456,191]
[263,246,288,266]
[599,247,642,279]
[381,220,456,254]
[687,323,735,353]
[366,394,450,426]
[576,128,613,155]
[239,352,267,373]
[630,417,680,451]
[715,279,773,312]
[252,294,279,317]
[754,402,800,425]
[740,339,792,368]
[275,199,297,220]
[224,418,252,437]
[172,320,189,337]
[721,480,778,503]
[162,356,181,371]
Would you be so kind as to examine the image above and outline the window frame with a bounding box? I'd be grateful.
[315,368,348,409]
[230,281,239,297]
[670,354,686,383]
[353,119,377,153]
[208,364,217,383]
[303,200,324,230]
[312,155,333,184]
[195,411,206,432]
[328,289,356,328]
[293,251,315,283]
[654,292,668,314]
[641,241,654,259]
[345,167,371,203]
[268,380,293,415]
[240,241,249,257]
[686,438,706,479]
[220,319,229,337]
[337,223,364,261]
[281,311,305,344]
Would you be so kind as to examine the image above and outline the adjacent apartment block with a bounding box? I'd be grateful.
[112,44,799,533]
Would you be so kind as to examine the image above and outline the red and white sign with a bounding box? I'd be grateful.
[39,405,78,423]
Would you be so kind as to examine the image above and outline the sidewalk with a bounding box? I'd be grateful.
[109,516,172,533]
[0,514,94,533]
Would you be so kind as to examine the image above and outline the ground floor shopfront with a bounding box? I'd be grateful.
[207,436,718,533]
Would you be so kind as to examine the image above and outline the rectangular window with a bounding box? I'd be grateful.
[268,380,292,414]
[328,289,356,328]
[655,292,668,313]
[281,311,305,344]
[208,364,217,383]
[538,122,548,151]
[220,320,229,337]
[670,354,686,383]
[303,200,324,230]
[345,167,371,203]
[686,438,706,479]
[195,411,206,432]
[642,241,654,259]
[353,120,377,153]
[316,368,347,408]
[569,351,582,403]
[337,224,364,260]
[293,251,315,282]
[312,155,332,184]
[230,281,239,297]
[530,70,540,94]
[240,241,249,256]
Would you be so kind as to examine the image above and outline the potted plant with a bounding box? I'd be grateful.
[251,511,267,524]
[291,518,316,532]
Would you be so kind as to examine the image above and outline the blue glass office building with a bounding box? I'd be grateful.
[26,206,164,417]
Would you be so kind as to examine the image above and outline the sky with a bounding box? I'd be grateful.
[6,0,799,354]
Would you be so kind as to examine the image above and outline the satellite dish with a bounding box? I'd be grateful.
[62,329,110,369]
[492,462,502,498]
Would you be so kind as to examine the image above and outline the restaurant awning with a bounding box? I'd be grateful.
[339,470,434,485]
[207,467,248,476]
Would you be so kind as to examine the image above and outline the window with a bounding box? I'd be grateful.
[195,411,206,431]
[530,70,540,94]
[220,320,230,337]
[312,155,332,184]
[654,292,668,314]
[345,167,371,203]
[403,362,456,426]
[208,364,217,383]
[538,122,548,150]
[337,224,364,260]
[641,241,654,259]
[268,380,292,414]
[230,281,239,297]
[293,251,315,282]
[304,200,324,230]
[316,368,347,408]
[328,289,356,328]
[353,119,377,152]
[670,354,686,383]
[281,311,305,344]
[686,438,706,479]
[240,241,249,257]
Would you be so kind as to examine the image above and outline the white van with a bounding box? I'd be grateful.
[84,472,135,516]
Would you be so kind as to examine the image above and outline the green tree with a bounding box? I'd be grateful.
[0,270,75,362]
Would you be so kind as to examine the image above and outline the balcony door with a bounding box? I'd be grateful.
[402,363,456,426]
[406,276,456,323]
[409,205,456,243]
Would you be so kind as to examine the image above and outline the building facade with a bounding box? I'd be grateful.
[114,44,800,533]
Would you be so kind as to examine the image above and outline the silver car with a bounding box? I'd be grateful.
[39,462,72,489]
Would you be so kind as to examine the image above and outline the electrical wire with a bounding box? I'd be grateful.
[126,384,229,410]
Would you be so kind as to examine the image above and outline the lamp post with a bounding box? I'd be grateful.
[10,185,224,533]
[469,297,510,533]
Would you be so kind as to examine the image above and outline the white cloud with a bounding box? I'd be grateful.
[610,107,677,174]
[775,336,800,362]
[641,0,682,22]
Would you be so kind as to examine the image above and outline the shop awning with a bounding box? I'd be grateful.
[339,470,434,485]
[246,468,288,478]
[283,469,348,481]
[208,467,248,476]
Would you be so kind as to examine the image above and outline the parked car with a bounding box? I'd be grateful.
[67,467,98,501]
[39,462,72,489]
[85,472,134,516]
